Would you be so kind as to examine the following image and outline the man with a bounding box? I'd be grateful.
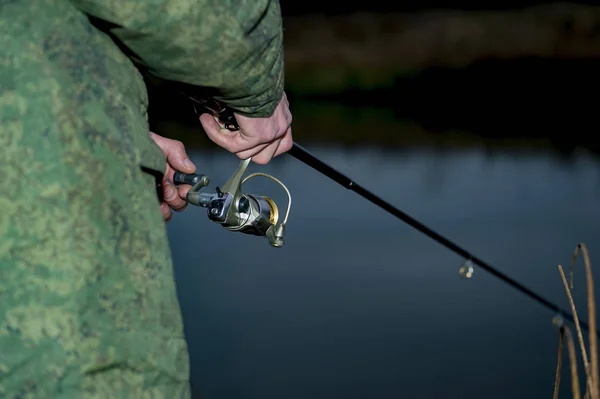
[0,0,292,397]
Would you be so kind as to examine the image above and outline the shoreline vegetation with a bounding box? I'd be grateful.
[282,3,600,94]
[147,3,600,156]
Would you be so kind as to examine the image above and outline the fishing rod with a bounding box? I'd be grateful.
[172,94,596,337]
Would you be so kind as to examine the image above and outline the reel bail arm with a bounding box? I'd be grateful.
[173,158,292,248]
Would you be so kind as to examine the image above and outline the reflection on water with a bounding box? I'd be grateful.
[167,146,600,399]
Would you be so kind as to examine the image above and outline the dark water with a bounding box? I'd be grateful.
[167,146,600,399]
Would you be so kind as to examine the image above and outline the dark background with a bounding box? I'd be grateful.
[279,0,596,16]
[278,0,598,14]
[150,0,600,157]
[150,2,600,398]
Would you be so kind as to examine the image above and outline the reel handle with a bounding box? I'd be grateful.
[173,171,209,187]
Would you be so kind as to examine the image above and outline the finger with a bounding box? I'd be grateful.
[200,113,256,154]
[162,182,187,212]
[234,116,290,161]
[273,128,293,157]
[150,132,196,174]
[177,184,192,202]
[234,121,288,161]
[161,202,173,222]
[234,142,270,161]
[251,139,281,165]
[166,145,196,177]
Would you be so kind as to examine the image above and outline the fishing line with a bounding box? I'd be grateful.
[288,142,596,337]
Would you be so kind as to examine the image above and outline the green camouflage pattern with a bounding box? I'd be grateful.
[72,0,285,118]
[0,0,284,397]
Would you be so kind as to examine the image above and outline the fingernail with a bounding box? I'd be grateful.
[184,159,194,169]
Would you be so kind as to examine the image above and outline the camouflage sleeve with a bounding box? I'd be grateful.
[69,0,285,117]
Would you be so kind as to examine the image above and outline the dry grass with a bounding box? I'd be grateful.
[553,243,598,399]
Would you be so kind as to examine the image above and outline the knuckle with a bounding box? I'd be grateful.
[275,125,287,139]
[283,139,293,151]
[173,140,185,151]
[164,193,175,202]
[163,185,177,201]
[271,126,279,141]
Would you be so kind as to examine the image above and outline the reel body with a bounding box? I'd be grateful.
[174,158,290,248]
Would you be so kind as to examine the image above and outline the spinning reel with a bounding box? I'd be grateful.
[173,159,290,248]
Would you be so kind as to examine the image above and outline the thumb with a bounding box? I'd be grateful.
[162,141,196,174]
[167,152,196,174]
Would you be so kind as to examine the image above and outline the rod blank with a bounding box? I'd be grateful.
[288,142,594,336]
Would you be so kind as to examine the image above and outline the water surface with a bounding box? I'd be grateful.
[167,146,600,399]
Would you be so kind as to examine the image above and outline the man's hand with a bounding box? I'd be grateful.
[150,132,196,222]
[199,92,293,165]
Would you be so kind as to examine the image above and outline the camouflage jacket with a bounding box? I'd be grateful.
[0,0,284,397]
[1,0,285,175]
